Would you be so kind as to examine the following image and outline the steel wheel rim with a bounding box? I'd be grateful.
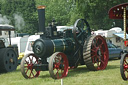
[21,54,40,79]
[122,54,128,80]
[91,35,108,70]
[49,52,69,79]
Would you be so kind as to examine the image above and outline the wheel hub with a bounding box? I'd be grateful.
[10,58,14,63]
[28,64,33,69]
[54,64,59,69]
[124,65,128,69]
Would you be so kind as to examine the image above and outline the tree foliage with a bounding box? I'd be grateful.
[0,0,128,34]
[75,0,128,30]
[36,0,74,26]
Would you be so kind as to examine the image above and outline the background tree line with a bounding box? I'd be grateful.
[0,0,127,34]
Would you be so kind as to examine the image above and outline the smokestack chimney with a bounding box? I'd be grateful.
[37,6,45,34]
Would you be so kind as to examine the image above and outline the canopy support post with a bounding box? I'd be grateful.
[124,8,126,40]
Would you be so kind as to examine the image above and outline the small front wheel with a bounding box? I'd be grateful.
[20,53,40,79]
[120,53,128,80]
[49,52,69,79]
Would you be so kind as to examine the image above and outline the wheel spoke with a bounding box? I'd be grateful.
[99,42,104,48]
[25,60,29,65]
[61,70,63,77]
[127,69,128,72]
[91,49,96,52]
[33,60,38,65]
[29,56,32,63]
[77,32,83,39]
[24,66,28,68]
[91,54,96,58]
[123,66,126,72]
[91,54,97,63]
[92,57,95,63]
[79,26,84,32]
[25,68,29,74]
[55,56,61,63]
[31,56,34,64]
[92,42,97,48]
[94,38,98,46]
[124,60,128,65]
[55,69,60,78]
[31,71,35,77]
[94,58,98,63]
[29,70,32,78]
[97,56,104,65]
[100,59,104,64]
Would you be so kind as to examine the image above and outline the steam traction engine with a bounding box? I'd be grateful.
[109,3,128,81]
[20,6,109,79]
[0,25,18,73]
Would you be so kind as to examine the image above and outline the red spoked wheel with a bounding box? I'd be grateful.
[20,53,40,79]
[49,52,69,79]
[120,53,128,80]
[83,35,109,71]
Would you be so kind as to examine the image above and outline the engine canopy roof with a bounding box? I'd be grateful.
[0,24,15,31]
[109,3,128,19]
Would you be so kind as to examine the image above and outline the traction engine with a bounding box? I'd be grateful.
[109,3,128,81]
[20,6,109,79]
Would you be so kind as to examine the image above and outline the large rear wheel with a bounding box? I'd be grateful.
[120,53,128,80]
[83,35,109,71]
[0,48,18,73]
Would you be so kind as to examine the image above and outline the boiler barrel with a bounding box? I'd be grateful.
[33,38,75,58]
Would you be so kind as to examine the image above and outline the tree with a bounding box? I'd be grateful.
[1,0,38,34]
[36,0,73,26]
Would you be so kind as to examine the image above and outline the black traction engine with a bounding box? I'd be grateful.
[20,6,109,79]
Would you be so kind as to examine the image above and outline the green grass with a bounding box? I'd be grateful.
[0,59,128,85]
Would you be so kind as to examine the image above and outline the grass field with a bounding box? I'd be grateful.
[0,59,128,85]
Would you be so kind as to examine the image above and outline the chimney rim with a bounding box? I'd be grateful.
[37,5,46,9]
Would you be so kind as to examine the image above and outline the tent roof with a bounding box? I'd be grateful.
[114,33,128,39]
